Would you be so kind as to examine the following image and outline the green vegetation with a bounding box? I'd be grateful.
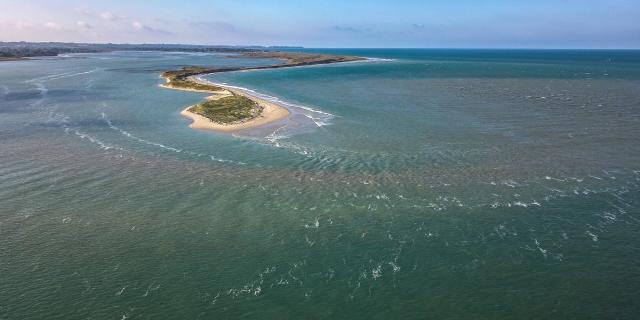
[161,52,362,124]
[167,78,222,91]
[161,67,223,92]
[162,53,362,94]
[240,52,363,66]
[163,66,262,124]
[161,66,213,80]
[189,94,261,124]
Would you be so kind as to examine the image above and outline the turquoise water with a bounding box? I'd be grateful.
[1,49,640,319]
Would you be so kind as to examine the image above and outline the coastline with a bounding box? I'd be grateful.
[0,57,27,62]
[160,51,363,133]
[163,76,290,132]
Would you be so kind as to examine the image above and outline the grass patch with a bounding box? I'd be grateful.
[162,53,362,125]
[162,66,223,92]
[168,79,222,91]
[189,94,261,124]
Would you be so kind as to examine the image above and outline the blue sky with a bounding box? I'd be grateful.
[1,0,638,48]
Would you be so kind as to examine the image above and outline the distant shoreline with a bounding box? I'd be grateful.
[0,57,27,62]
[160,51,364,133]
[0,42,305,61]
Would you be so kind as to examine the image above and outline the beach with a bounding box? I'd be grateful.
[161,75,290,132]
[157,51,362,133]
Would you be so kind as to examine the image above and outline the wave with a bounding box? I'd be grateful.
[101,112,244,164]
[26,72,72,83]
[28,82,48,107]
[34,82,48,95]
[165,51,220,57]
[64,126,123,151]
[264,125,290,144]
[196,78,333,118]
[363,57,396,62]
[102,112,182,153]
[196,77,335,128]
[45,69,101,81]
[55,110,120,151]
[25,69,100,83]
[303,114,331,127]
[249,123,316,157]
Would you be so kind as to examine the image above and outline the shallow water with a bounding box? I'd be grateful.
[1,49,640,319]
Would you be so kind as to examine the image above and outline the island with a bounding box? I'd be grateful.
[160,51,364,132]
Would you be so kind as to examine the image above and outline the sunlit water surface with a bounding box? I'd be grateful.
[1,49,640,319]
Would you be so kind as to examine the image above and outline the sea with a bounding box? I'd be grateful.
[1,49,639,319]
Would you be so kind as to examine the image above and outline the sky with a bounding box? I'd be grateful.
[1,0,639,48]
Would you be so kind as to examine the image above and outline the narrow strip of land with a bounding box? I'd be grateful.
[160,51,363,132]
[0,57,26,61]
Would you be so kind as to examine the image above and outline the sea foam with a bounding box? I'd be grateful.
[195,77,336,129]
[101,111,245,165]
[363,57,396,62]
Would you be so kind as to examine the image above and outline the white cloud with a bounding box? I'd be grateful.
[100,11,120,21]
[77,21,92,29]
[131,21,171,35]
[132,21,144,30]
[43,22,61,30]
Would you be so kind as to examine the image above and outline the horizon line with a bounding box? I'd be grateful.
[2,40,639,51]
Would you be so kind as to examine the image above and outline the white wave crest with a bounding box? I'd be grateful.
[28,82,48,107]
[102,112,182,153]
[26,72,72,83]
[45,69,101,81]
[25,69,100,83]
[102,112,245,165]
[363,57,396,62]
[64,126,123,151]
[35,82,48,95]
[195,77,336,127]
[265,125,290,144]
